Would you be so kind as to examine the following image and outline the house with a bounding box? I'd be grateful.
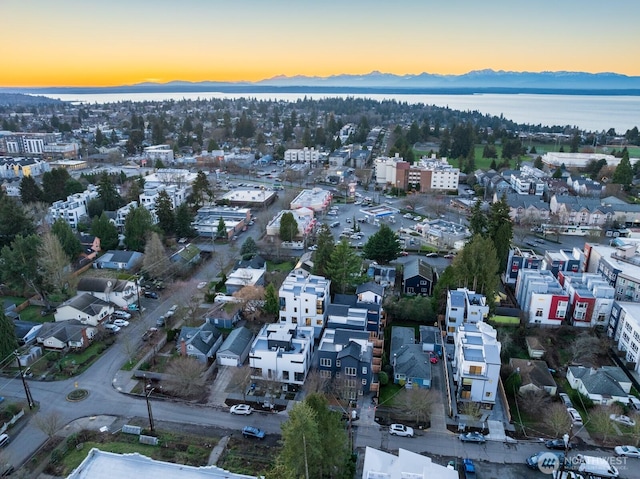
[444,288,490,340]
[216,327,254,367]
[3,300,19,321]
[67,448,259,479]
[224,268,265,295]
[204,302,243,329]
[362,447,457,479]
[453,322,501,409]
[292,252,314,277]
[509,358,557,396]
[94,250,144,271]
[390,326,431,389]
[366,263,396,287]
[170,244,202,269]
[248,323,314,385]
[402,258,436,296]
[234,254,266,271]
[317,329,374,397]
[76,277,138,310]
[278,273,331,339]
[356,282,385,304]
[177,320,223,363]
[419,325,443,357]
[13,320,43,345]
[566,365,632,405]
[525,336,546,359]
[515,269,569,326]
[36,320,97,350]
[54,293,113,326]
[330,294,384,333]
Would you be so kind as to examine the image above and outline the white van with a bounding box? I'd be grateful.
[0,434,9,448]
[575,454,619,478]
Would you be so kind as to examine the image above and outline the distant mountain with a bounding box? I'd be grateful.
[3,70,640,95]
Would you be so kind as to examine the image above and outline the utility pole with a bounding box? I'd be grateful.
[14,351,34,409]
[144,377,155,433]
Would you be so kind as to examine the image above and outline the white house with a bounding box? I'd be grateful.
[278,273,331,338]
[76,277,138,310]
[248,323,314,385]
[362,447,457,479]
[54,293,113,326]
[445,288,489,340]
[453,322,501,409]
[48,186,99,229]
[567,366,632,405]
[284,147,321,164]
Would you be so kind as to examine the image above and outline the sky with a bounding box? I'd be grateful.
[4,0,640,87]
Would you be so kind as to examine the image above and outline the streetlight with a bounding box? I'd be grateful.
[144,377,155,433]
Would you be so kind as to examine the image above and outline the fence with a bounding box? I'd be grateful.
[0,409,24,435]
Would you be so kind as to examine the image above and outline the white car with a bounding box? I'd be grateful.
[112,310,132,320]
[308,245,318,251]
[104,323,121,333]
[166,304,178,317]
[389,423,414,437]
[610,414,636,427]
[615,445,640,457]
[113,319,129,327]
[230,404,253,415]
[567,407,583,425]
[197,281,208,289]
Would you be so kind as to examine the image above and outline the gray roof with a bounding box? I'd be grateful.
[390,326,416,358]
[62,293,111,315]
[14,320,42,338]
[77,277,130,293]
[356,281,384,298]
[235,255,266,270]
[510,358,556,389]
[218,327,254,356]
[333,329,371,345]
[569,366,630,398]
[394,344,431,381]
[99,250,141,264]
[419,326,441,346]
[402,258,435,282]
[178,322,221,357]
[38,320,90,343]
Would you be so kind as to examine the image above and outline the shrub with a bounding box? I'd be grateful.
[378,371,389,386]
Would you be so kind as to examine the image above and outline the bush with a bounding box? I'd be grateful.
[378,371,389,386]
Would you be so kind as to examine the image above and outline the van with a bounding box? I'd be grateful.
[0,434,10,448]
[575,454,619,478]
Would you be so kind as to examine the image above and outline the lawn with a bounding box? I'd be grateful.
[378,383,403,407]
[266,260,295,273]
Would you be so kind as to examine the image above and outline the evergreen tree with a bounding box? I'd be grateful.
[0,311,18,362]
[468,199,488,237]
[38,232,75,295]
[362,224,401,264]
[97,172,123,210]
[312,223,335,277]
[174,203,196,238]
[487,195,513,269]
[612,149,633,190]
[123,206,154,252]
[0,197,36,248]
[240,237,258,260]
[0,234,42,296]
[155,189,175,235]
[216,217,227,239]
[42,168,71,203]
[191,170,213,208]
[326,239,362,294]
[90,212,119,251]
[452,234,500,298]
[64,178,85,197]
[51,218,82,259]
[263,283,279,317]
[19,176,44,204]
[279,212,299,242]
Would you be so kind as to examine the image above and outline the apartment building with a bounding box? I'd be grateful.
[278,273,331,338]
[503,247,544,286]
[515,269,569,326]
[266,208,316,239]
[583,242,640,302]
[48,186,99,229]
[143,144,174,163]
[374,154,406,187]
[509,169,546,196]
[453,322,501,409]
[444,288,490,339]
[559,272,615,328]
[610,302,640,373]
[284,147,321,164]
[0,156,49,179]
[139,183,189,210]
[248,323,314,386]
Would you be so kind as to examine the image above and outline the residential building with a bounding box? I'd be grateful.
[36,320,97,351]
[220,188,277,208]
[583,242,640,302]
[504,247,544,286]
[515,269,569,326]
[390,326,431,389]
[366,263,396,288]
[406,155,460,193]
[355,282,385,305]
[204,302,243,330]
[509,166,546,195]
[278,273,330,338]
[284,147,321,164]
[499,192,550,224]
[542,249,582,278]
[169,244,202,270]
[143,144,174,164]
[509,358,557,396]
[54,293,113,326]
[248,323,314,386]
[265,208,316,239]
[216,326,254,367]
[374,154,406,187]
[549,195,613,226]
[419,325,443,357]
[0,156,49,179]
[317,329,374,397]
[361,447,457,479]
[289,188,332,212]
[48,186,99,229]
[225,267,265,294]
[13,320,42,345]
[139,184,188,211]
[567,366,632,405]
[193,206,251,239]
[177,321,223,363]
[444,288,489,339]
[610,301,640,372]
[559,272,614,328]
[94,250,144,271]
[453,322,501,408]
[402,258,437,296]
[0,132,58,156]
[76,277,138,310]
[114,201,144,229]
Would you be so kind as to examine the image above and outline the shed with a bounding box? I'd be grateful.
[217,326,255,367]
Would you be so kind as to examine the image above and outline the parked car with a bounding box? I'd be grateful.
[559,392,573,408]
[113,319,129,327]
[425,252,438,257]
[144,291,159,299]
[443,254,455,259]
[567,407,583,425]
[428,352,438,364]
[610,414,636,427]
[230,404,253,415]
[526,451,566,470]
[389,423,414,437]
[615,445,640,458]
[459,432,486,444]
[399,251,409,256]
[197,281,208,290]
[242,426,265,439]
[166,304,178,317]
[0,435,9,448]
[113,310,132,320]
[463,458,477,479]
[104,323,121,333]
[546,438,574,450]
[156,316,166,327]
[308,245,318,251]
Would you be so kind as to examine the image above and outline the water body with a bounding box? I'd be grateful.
[44,91,640,133]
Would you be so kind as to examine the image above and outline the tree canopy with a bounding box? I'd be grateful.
[123,206,154,251]
[0,310,18,363]
[51,218,82,260]
[612,148,633,189]
[240,237,258,260]
[155,189,175,235]
[312,223,335,277]
[279,212,299,242]
[326,239,362,294]
[362,224,401,264]
[90,212,119,251]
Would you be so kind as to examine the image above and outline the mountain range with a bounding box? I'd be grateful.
[4,70,640,95]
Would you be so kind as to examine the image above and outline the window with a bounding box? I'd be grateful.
[282,371,289,380]
[420,280,427,285]
[469,365,482,375]
[320,358,332,367]
[294,307,297,313]
[292,316,297,324]
[535,309,543,317]
[305,308,309,314]
[485,392,492,397]
[316,319,323,325]
[362,367,368,375]
[320,370,332,378]
[336,360,341,368]
[345,367,357,376]
[362,379,367,385]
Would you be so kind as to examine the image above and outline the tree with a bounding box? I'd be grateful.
[0,234,43,297]
[452,234,499,298]
[263,283,279,317]
[51,218,82,260]
[33,410,64,439]
[240,237,258,260]
[383,296,435,323]
[190,170,213,208]
[395,388,436,427]
[518,390,550,417]
[216,217,227,239]
[90,212,119,251]
[64,177,85,197]
[326,239,362,294]
[233,285,265,321]
[0,197,36,248]
[0,311,18,362]
[171,202,194,239]
[589,406,616,444]
[97,172,123,210]
[164,357,206,399]
[312,223,335,277]
[487,195,513,269]
[19,176,44,204]
[155,189,175,235]
[42,168,71,203]
[123,206,154,252]
[142,232,171,280]
[543,403,572,437]
[362,224,401,264]
[279,212,298,242]
[38,232,75,295]
[612,149,633,190]
[468,199,487,237]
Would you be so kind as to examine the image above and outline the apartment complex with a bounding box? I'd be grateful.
[444,288,490,339]
[48,186,99,229]
[278,273,331,338]
[284,147,321,164]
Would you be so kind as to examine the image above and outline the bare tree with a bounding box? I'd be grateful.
[544,403,572,437]
[34,410,64,439]
[233,285,266,321]
[37,232,76,295]
[164,357,207,399]
[232,364,254,401]
[143,232,173,280]
[458,401,482,422]
[589,405,616,444]
[120,334,138,367]
[395,387,436,426]
[571,332,606,365]
[303,370,331,396]
[518,389,551,417]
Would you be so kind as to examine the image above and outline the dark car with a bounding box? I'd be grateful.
[242,426,265,439]
[144,291,159,299]
[545,439,574,450]
[463,458,477,479]
[526,451,566,470]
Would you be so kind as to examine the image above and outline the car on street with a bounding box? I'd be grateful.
[444,254,455,259]
[463,458,477,479]
[399,251,409,256]
[308,245,318,251]
[559,392,573,408]
[615,445,640,457]
[425,252,438,257]
[197,281,208,289]
[526,451,566,470]
[459,432,486,444]
[0,434,9,448]
[428,352,438,364]
[230,404,253,415]
[144,291,159,299]
[113,310,132,320]
[403,213,413,219]
[104,323,121,333]
[567,407,583,425]
[156,316,166,327]
[610,414,636,427]
[242,426,265,439]
[166,304,178,317]
[389,423,414,437]
[113,319,129,327]
[545,438,574,450]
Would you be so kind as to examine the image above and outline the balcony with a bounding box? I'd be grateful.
[369,382,379,392]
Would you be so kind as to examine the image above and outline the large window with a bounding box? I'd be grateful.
[345,367,357,377]
[320,358,332,367]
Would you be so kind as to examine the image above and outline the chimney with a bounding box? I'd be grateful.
[180,338,187,357]
[81,327,89,345]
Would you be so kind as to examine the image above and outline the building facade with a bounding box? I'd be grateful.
[278,273,330,339]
